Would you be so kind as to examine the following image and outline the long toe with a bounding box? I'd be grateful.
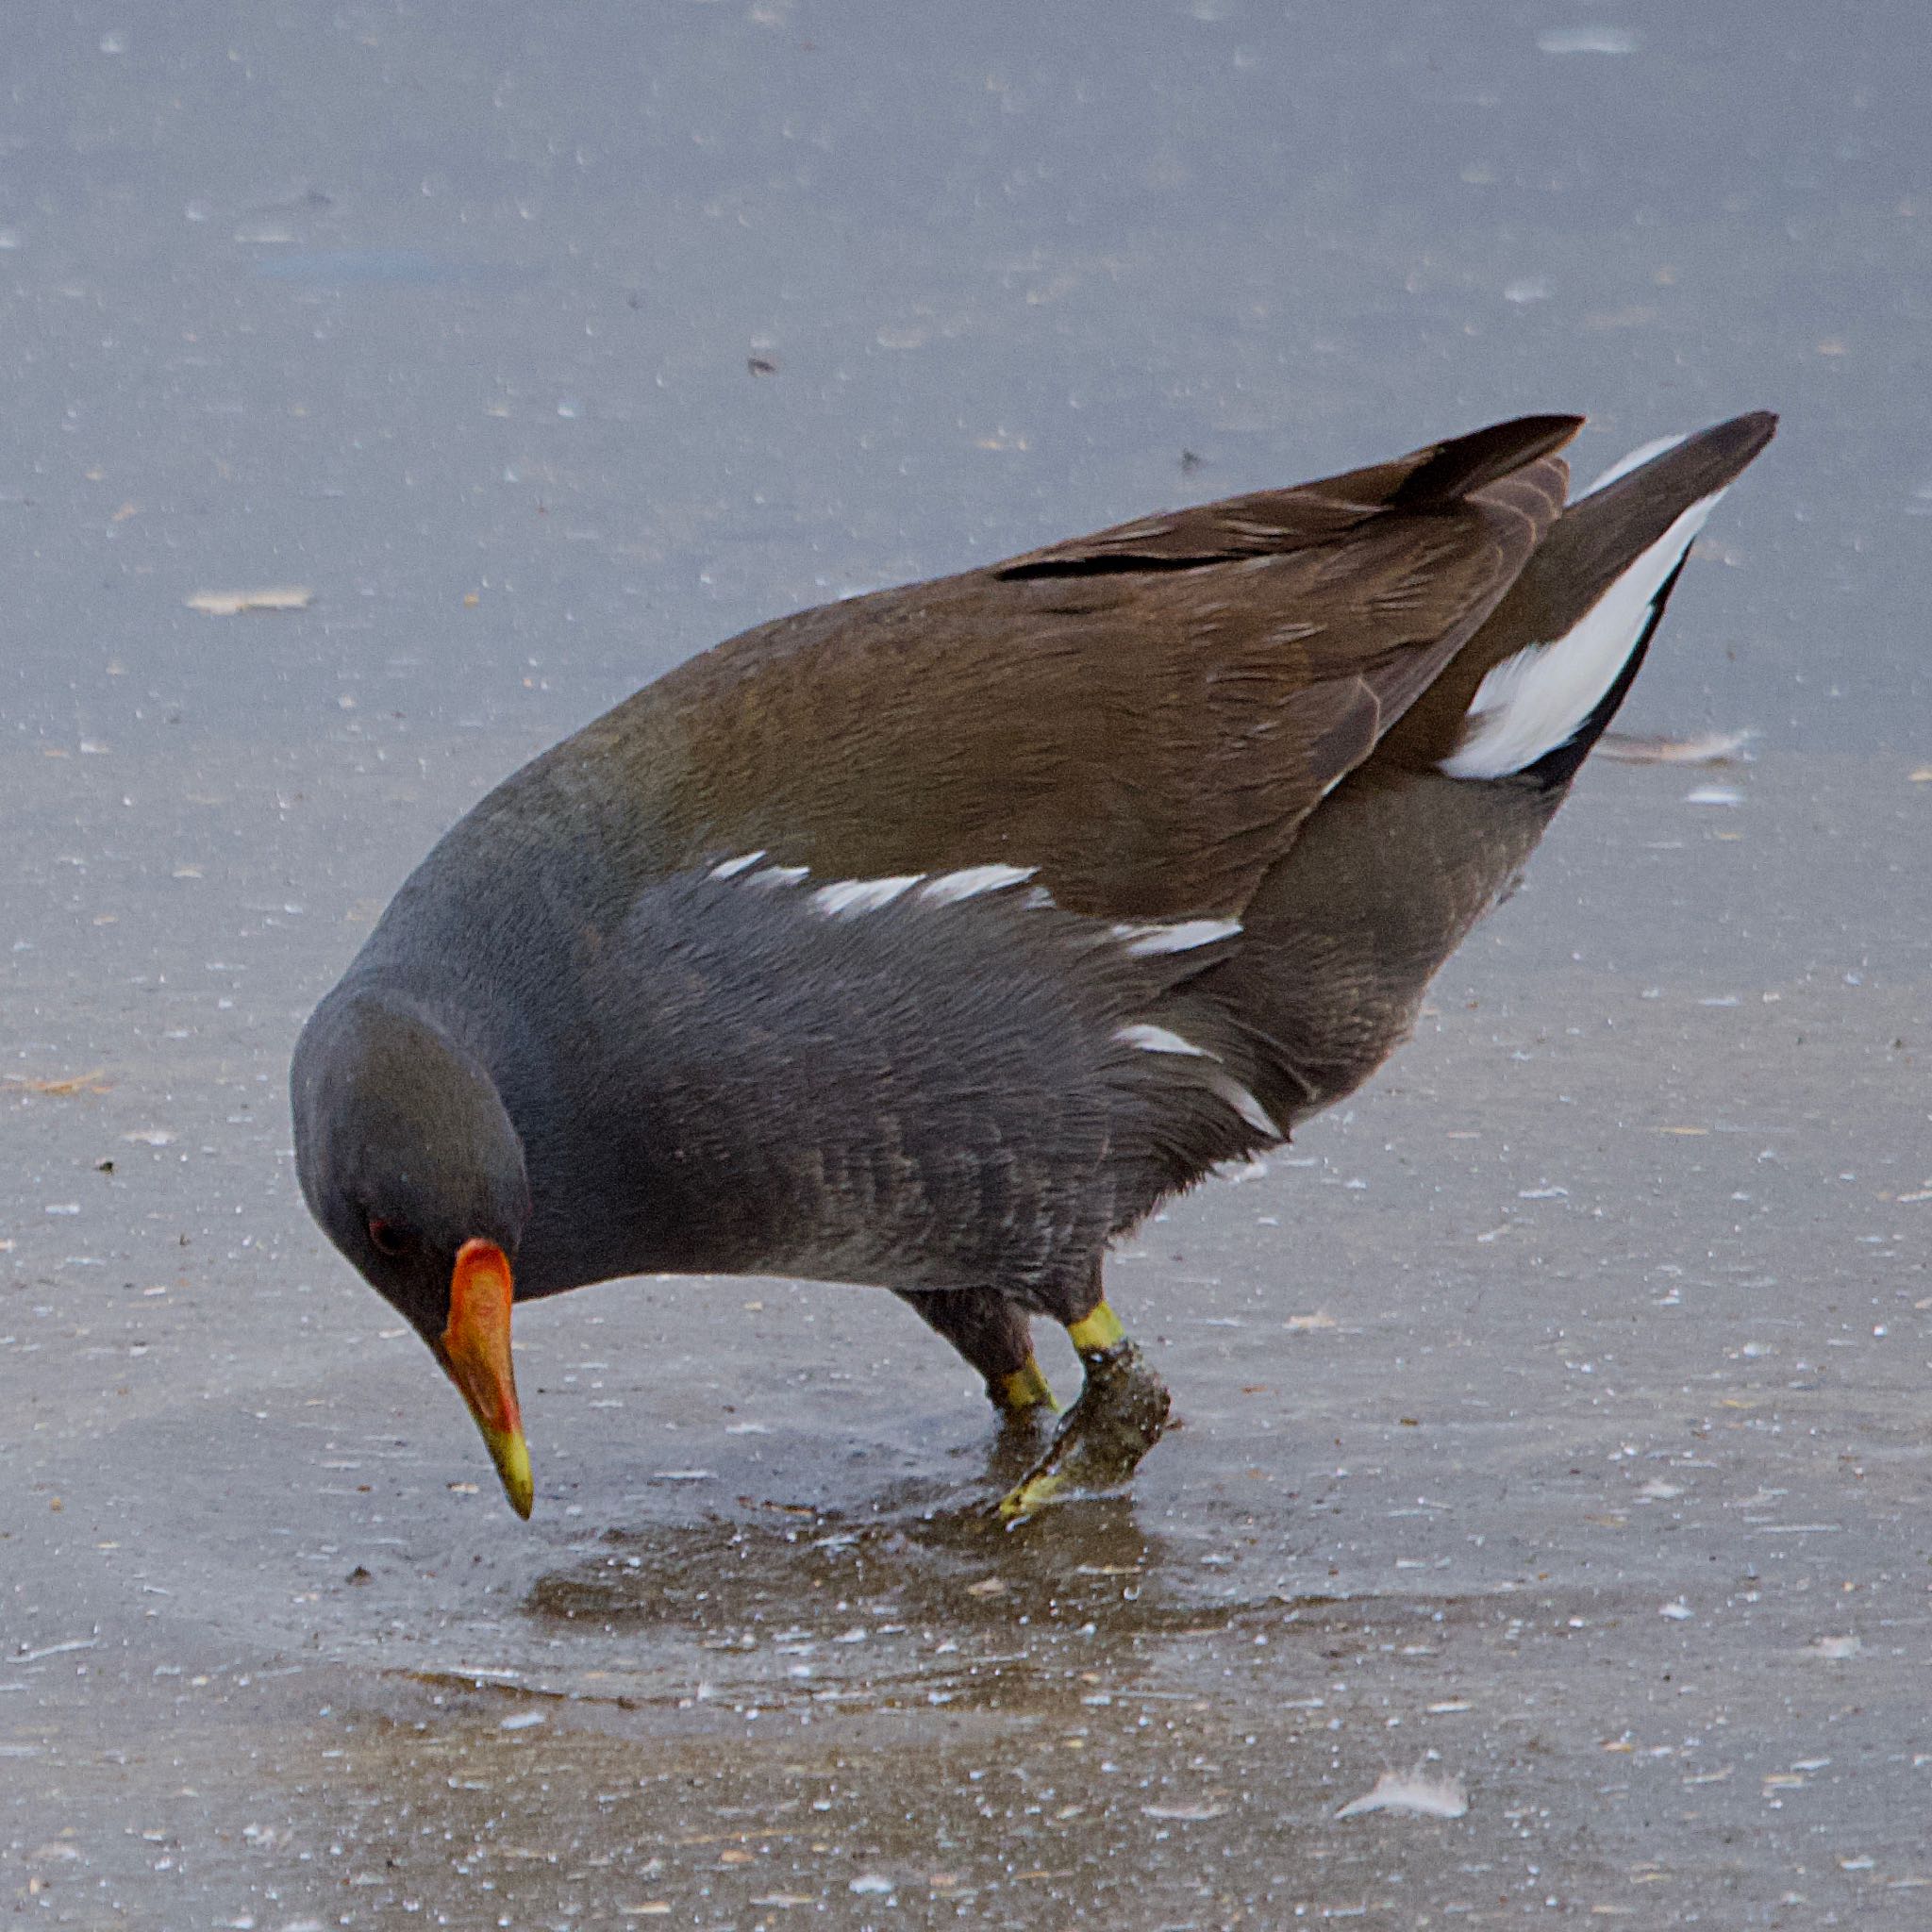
[995,1340,1172,1522]
[985,1402,1064,1490]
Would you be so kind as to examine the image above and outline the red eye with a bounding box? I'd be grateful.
[367,1216,412,1258]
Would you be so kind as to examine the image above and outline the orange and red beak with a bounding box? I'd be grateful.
[435,1238,533,1518]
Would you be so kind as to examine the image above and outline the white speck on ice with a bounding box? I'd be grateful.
[1537,25,1639,55]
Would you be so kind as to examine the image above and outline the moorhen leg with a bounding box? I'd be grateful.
[997,1275,1172,1521]
[892,1285,1058,1420]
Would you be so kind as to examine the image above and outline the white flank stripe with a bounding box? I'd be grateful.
[1114,1024,1281,1138]
[1209,1073,1283,1140]
[1110,917,1242,958]
[709,849,767,879]
[1441,490,1723,780]
[1115,1023,1213,1058]
[812,874,924,916]
[1581,431,1688,497]
[918,863,1038,905]
[746,863,810,891]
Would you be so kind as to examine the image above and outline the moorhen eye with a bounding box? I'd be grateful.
[367,1215,412,1258]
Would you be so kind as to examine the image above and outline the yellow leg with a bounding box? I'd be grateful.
[1066,1301,1126,1357]
[996,1299,1170,1522]
[996,1357,1058,1414]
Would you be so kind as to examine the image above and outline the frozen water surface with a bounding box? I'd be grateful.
[4,3,1930,1924]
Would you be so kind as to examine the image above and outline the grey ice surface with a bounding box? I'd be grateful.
[4,3,1929,1925]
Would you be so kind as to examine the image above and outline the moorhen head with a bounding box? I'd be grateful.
[292,991,534,1510]
[291,408,1775,1519]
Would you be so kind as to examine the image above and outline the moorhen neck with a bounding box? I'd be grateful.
[291,408,1776,1518]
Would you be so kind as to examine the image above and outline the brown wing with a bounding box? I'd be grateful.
[541,415,1578,919]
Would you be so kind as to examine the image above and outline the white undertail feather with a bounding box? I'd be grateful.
[1441,477,1724,781]
[709,849,767,879]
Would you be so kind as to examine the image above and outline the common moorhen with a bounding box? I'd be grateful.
[291,408,1775,1519]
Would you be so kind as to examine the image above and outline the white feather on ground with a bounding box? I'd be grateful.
[1595,727,1755,766]
[1334,1767,1470,1821]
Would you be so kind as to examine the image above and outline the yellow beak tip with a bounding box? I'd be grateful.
[482,1424,535,1520]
